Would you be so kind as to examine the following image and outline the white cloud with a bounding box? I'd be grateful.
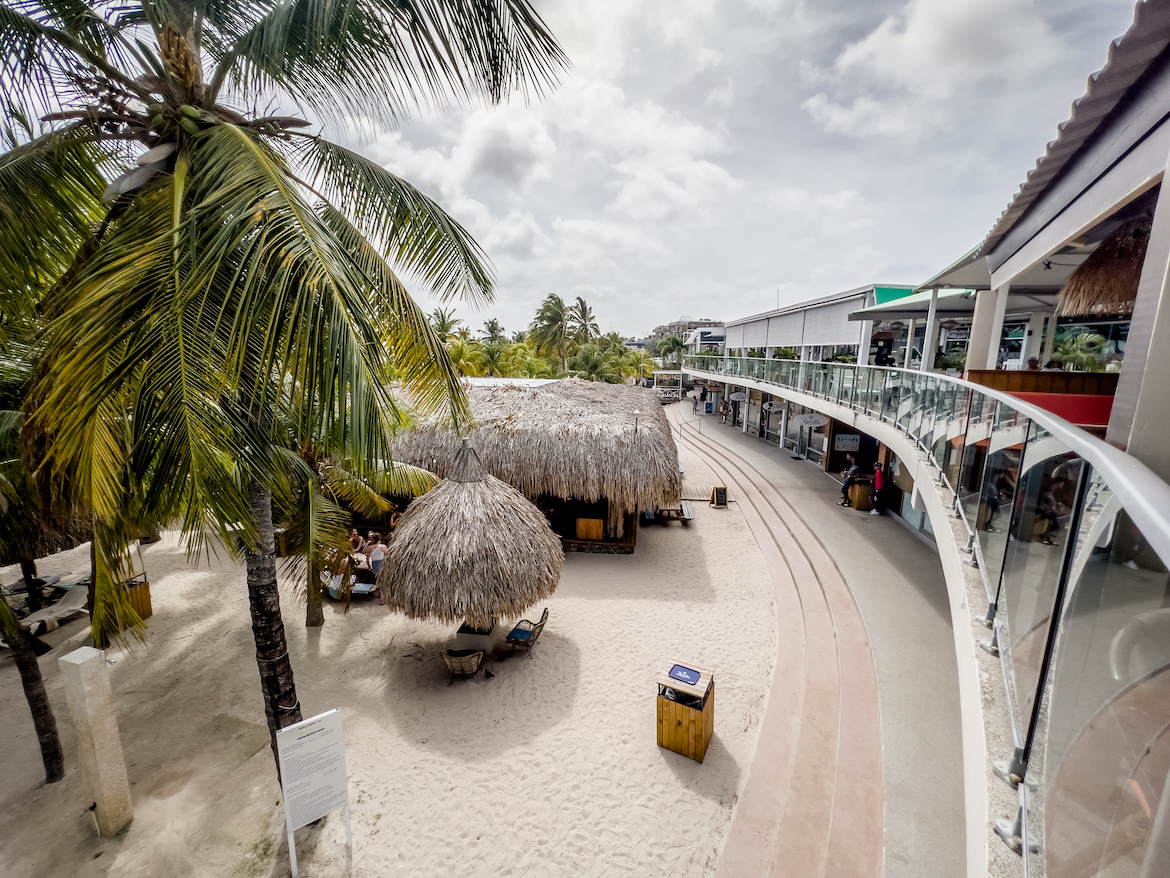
[706,78,736,106]
[768,187,877,235]
[803,0,1064,139]
[483,210,554,260]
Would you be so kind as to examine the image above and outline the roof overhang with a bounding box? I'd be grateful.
[917,247,1092,293]
[850,288,1065,321]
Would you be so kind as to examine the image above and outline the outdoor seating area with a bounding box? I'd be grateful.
[505,607,549,656]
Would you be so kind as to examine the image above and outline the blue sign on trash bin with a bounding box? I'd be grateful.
[669,664,701,685]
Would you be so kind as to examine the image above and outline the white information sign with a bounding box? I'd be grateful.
[276,708,352,877]
[728,392,748,402]
[793,413,829,428]
[833,433,861,452]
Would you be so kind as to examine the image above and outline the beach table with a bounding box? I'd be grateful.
[656,660,714,763]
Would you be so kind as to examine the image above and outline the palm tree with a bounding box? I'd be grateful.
[530,294,572,370]
[481,318,507,344]
[0,411,64,784]
[429,307,463,343]
[568,296,599,344]
[1053,332,1107,372]
[477,340,508,377]
[446,339,484,377]
[510,329,528,344]
[657,336,686,369]
[8,0,566,777]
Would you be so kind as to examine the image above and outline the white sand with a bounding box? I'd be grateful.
[0,444,775,877]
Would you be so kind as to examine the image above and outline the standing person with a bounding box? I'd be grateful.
[840,453,859,507]
[692,392,699,414]
[871,464,885,515]
[719,398,729,424]
[368,533,387,574]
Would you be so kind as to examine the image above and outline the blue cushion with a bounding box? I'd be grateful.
[508,627,533,642]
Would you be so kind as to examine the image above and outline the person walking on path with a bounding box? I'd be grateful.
[719,399,729,424]
[692,392,699,414]
[840,454,859,507]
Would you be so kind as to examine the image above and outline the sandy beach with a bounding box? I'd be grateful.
[0,444,775,877]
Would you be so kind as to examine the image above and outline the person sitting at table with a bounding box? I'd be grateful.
[349,528,365,552]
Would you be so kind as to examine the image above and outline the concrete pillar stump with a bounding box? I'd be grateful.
[59,646,133,836]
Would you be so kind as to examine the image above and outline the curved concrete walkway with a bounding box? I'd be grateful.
[667,405,965,878]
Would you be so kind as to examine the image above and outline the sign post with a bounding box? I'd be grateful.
[276,708,352,876]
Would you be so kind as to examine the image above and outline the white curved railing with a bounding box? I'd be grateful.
[685,355,1170,876]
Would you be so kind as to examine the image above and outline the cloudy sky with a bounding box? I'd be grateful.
[343,0,1139,338]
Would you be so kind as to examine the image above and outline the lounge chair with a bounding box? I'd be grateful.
[441,649,484,685]
[506,608,549,657]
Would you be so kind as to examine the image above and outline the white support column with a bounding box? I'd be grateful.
[1113,145,1170,471]
[904,319,917,367]
[1024,312,1044,362]
[919,289,939,372]
[966,285,1010,372]
[1040,313,1059,366]
[858,319,875,366]
[59,647,133,837]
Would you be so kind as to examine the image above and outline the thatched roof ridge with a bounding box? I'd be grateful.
[377,441,563,628]
[390,378,681,536]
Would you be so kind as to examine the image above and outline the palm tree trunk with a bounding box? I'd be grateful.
[305,573,324,627]
[9,627,64,783]
[243,478,303,778]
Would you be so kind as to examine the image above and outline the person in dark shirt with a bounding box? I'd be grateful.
[840,454,859,507]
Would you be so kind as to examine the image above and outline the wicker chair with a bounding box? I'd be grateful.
[506,607,549,657]
[441,649,484,685]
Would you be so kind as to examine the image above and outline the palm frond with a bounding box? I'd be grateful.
[207,0,567,128]
[291,134,493,304]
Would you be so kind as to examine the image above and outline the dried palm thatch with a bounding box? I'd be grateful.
[377,440,562,629]
[390,378,681,536]
[1057,216,1151,317]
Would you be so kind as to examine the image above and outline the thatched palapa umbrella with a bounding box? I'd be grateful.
[377,439,563,629]
[1057,215,1150,317]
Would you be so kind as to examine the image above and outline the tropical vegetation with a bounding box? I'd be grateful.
[429,297,666,383]
[1,0,566,780]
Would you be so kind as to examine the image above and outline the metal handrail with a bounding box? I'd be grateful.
[684,355,1170,565]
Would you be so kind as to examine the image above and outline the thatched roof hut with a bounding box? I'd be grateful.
[377,440,563,629]
[1057,216,1150,317]
[390,378,681,538]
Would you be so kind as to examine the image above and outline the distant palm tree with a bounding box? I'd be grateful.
[569,343,622,383]
[530,294,572,370]
[478,341,508,377]
[430,308,464,343]
[658,336,686,368]
[510,329,529,344]
[481,318,507,344]
[568,296,600,344]
[9,0,566,776]
[446,339,484,377]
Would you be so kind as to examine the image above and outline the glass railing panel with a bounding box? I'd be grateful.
[1025,470,1170,877]
[882,370,901,422]
[959,391,994,531]
[997,420,1088,744]
[976,410,1029,599]
[918,376,938,447]
[838,365,854,406]
[897,371,916,431]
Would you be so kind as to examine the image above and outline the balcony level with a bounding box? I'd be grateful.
[684,354,1170,878]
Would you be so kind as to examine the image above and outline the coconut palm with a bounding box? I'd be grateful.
[446,338,484,377]
[1053,332,1108,372]
[568,296,599,344]
[530,293,572,370]
[477,340,508,377]
[657,336,686,368]
[481,318,507,344]
[7,0,566,775]
[429,307,463,344]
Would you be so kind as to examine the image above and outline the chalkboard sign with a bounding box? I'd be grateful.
[710,486,728,508]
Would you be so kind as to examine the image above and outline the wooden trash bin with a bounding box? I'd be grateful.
[848,480,874,511]
[657,661,714,763]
